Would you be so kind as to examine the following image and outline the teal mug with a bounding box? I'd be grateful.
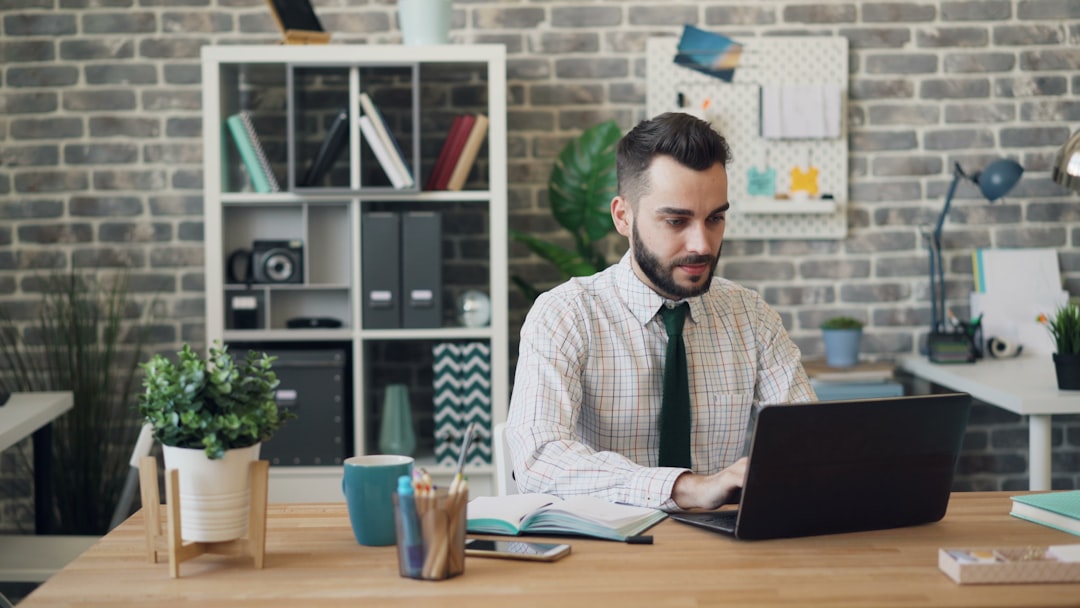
[342,454,414,546]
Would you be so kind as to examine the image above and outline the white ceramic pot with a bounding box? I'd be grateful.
[162,443,260,543]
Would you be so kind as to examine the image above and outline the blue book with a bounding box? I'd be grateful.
[1010,490,1080,537]
[225,112,279,193]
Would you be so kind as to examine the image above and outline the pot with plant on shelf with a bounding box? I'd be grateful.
[1037,299,1080,391]
[138,342,295,542]
[821,316,864,368]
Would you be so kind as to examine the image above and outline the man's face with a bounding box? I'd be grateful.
[612,155,729,301]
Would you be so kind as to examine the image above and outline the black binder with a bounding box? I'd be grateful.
[301,108,349,187]
[401,211,442,328]
[361,211,401,329]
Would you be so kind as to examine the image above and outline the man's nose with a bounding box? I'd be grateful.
[685,222,711,253]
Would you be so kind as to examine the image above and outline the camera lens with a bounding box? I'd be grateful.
[263,252,295,282]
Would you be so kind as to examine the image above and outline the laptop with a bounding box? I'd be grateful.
[669,392,972,540]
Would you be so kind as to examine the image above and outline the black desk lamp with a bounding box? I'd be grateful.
[1053,130,1080,193]
[926,159,1023,352]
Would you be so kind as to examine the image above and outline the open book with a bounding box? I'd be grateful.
[466,494,666,542]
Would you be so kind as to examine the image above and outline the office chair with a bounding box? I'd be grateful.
[492,422,518,496]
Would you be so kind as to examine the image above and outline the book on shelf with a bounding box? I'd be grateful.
[359,114,409,189]
[801,359,895,383]
[466,493,667,542]
[358,92,414,188]
[301,107,349,187]
[225,111,280,193]
[445,113,488,191]
[1010,490,1080,537]
[425,113,476,191]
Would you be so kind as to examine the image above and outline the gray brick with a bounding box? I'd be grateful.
[837,27,911,49]
[88,117,161,138]
[5,66,79,87]
[1,145,58,167]
[944,103,1016,123]
[1018,0,1080,19]
[171,169,202,190]
[705,6,776,26]
[529,84,604,106]
[83,12,156,34]
[3,13,77,36]
[609,82,644,104]
[762,285,835,306]
[849,181,922,202]
[59,39,134,61]
[84,64,158,86]
[93,170,168,191]
[994,25,1065,46]
[10,117,82,140]
[1001,126,1071,147]
[1,40,55,62]
[996,226,1068,248]
[951,202,1022,225]
[64,143,139,165]
[161,11,232,33]
[1020,49,1080,71]
[550,6,620,28]
[554,58,628,80]
[1020,99,1080,122]
[872,155,944,176]
[177,221,202,241]
[865,53,937,74]
[14,171,89,194]
[944,51,1016,73]
[851,130,918,152]
[475,7,546,29]
[2,91,58,114]
[920,78,990,99]
[723,260,796,282]
[143,89,201,111]
[783,4,856,23]
[916,26,988,47]
[942,0,1012,20]
[863,3,937,22]
[14,249,67,270]
[164,64,202,85]
[63,89,137,112]
[17,223,93,244]
[868,104,939,125]
[99,221,171,243]
[875,255,928,278]
[0,199,63,219]
[60,0,132,6]
[799,259,871,280]
[534,32,598,55]
[138,38,206,60]
[1028,201,1080,223]
[924,128,994,150]
[148,195,202,216]
[70,196,142,217]
[849,78,914,100]
[839,282,911,303]
[628,5,697,26]
[72,247,145,269]
[320,13,389,36]
[165,117,202,138]
[149,246,203,268]
[143,143,201,164]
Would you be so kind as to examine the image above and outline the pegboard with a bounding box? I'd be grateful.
[646,35,849,240]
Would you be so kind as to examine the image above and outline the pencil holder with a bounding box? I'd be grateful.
[393,487,467,581]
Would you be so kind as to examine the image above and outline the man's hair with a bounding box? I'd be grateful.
[616,112,732,204]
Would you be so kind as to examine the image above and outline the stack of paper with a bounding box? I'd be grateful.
[970,248,1067,355]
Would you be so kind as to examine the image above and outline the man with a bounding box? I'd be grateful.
[506,112,815,511]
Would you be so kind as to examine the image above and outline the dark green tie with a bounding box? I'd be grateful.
[658,303,691,468]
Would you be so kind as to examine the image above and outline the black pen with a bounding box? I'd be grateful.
[625,535,653,545]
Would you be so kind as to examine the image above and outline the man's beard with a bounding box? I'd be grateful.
[632,220,719,300]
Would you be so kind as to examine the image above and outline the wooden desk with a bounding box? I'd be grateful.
[20,492,1080,607]
[0,391,74,533]
[898,355,1080,491]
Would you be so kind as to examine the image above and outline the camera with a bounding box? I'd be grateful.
[252,239,304,284]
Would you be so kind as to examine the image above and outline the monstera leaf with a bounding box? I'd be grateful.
[511,120,622,300]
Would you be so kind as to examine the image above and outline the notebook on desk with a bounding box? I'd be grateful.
[670,392,972,540]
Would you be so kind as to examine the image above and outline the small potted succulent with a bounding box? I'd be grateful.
[1037,299,1080,390]
[820,316,864,368]
[139,341,293,541]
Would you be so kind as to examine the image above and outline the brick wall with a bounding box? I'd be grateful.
[2,1,1079,529]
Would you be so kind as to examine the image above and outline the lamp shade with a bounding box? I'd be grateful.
[1053,130,1080,193]
[972,158,1023,201]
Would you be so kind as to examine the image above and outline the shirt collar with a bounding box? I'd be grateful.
[614,251,703,327]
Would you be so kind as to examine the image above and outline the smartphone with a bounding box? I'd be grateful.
[465,539,571,562]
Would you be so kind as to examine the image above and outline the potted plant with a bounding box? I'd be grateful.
[1038,299,1080,390]
[138,341,293,542]
[510,120,622,301]
[821,316,864,368]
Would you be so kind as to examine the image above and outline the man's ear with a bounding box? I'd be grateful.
[612,196,632,238]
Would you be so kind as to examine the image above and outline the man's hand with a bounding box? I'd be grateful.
[670,457,748,510]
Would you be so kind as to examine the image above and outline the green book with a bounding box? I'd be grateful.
[1010,490,1080,537]
[225,112,279,194]
[467,494,666,542]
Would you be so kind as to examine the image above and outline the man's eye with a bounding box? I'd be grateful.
[666,218,686,226]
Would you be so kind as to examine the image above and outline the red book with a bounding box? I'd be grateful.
[426,114,476,191]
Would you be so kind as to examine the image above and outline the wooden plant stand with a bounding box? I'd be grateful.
[137,456,269,578]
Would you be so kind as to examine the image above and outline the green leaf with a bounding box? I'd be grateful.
[549,120,621,244]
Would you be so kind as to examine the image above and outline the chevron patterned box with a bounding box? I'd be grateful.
[433,342,492,467]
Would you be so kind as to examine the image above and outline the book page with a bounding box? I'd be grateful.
[467,494,559,529]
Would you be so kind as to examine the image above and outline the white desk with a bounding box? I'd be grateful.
[0,391,75,532]
[897,355,1080,491]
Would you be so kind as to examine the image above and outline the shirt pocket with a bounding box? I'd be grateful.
[694,391,755,469]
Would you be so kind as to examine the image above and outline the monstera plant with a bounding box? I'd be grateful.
[510,120,622,301]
